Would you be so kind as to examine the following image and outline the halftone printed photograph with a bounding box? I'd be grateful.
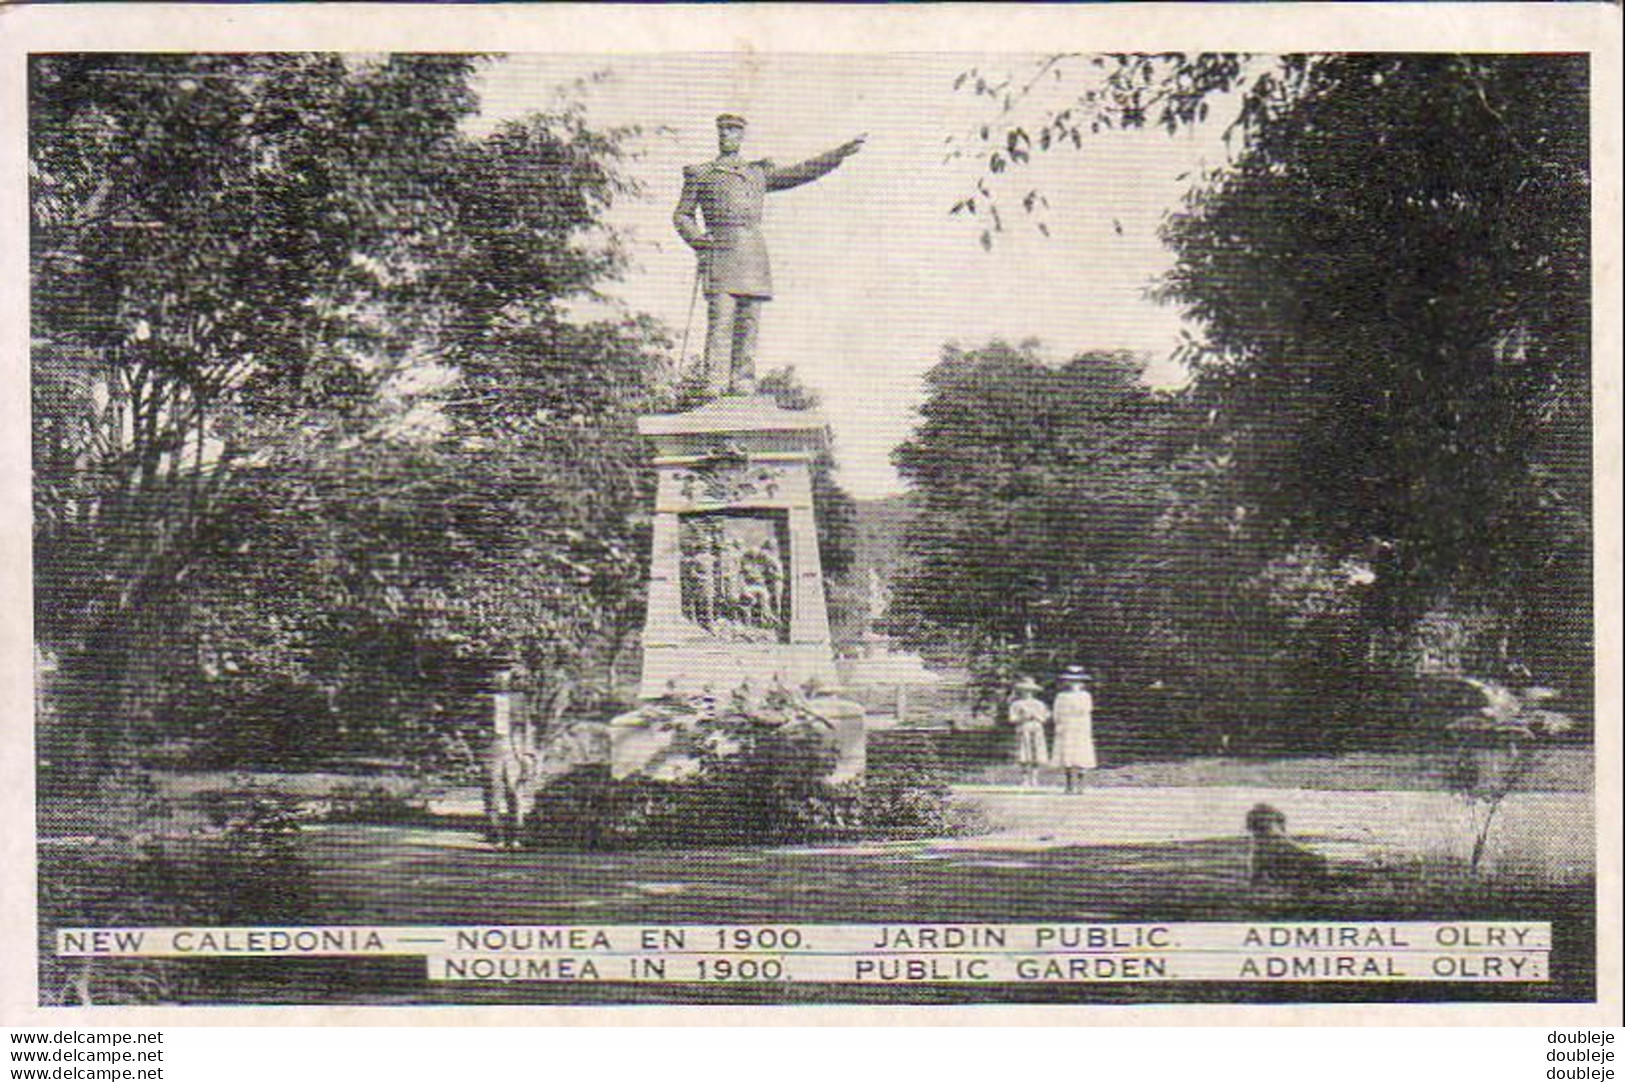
[14,17,1612,1016]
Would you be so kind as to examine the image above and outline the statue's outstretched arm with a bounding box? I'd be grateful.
[766,135,865,192]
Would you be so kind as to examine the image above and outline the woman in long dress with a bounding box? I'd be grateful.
[1051,666,1097,794]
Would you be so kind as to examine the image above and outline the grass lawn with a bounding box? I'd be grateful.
[36,747,1597,1006]
[40,819,1596,1006]
[129,747,1595,814]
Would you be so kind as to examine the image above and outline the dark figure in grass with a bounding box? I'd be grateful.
[1246,803,1332,890]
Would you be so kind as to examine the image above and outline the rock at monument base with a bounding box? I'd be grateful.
[800,697,866,784]
[539,721,613,772]
[607,704,703,782]
[608,696,866,783]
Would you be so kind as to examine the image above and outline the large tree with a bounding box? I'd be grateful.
[31,55,671,777]
[1162,55,1590,690]
[32,54,483,777]
[952,53,1592,698]
[889,344,1190,714]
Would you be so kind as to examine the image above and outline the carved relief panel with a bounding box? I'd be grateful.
[678,510,792,643]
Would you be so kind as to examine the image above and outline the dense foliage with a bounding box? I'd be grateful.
[31,55,672,782]
[1159,56,1590,666]
[525,725,954,850]
[892,54,1592,753]
[890,345,1185,702]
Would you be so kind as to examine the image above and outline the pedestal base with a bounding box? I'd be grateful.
[608,697,867,783]
[618,395,860,780]
[634,396,840,700]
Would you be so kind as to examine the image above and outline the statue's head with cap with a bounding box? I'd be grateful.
[715,113,747,155]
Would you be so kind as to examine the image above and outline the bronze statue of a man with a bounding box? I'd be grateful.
[674,114,864,397]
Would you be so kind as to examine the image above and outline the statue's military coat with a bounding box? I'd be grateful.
[673,149,848,299]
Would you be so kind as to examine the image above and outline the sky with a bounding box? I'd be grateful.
[471,54,1234,498]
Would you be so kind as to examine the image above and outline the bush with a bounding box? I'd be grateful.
[527,726,852,849]
[1441,677,1576,873]
[522,764,623,850]
[525,723,962,850]
[320,781,433,826]
[860,731,954,837]
[38,772,314,1004]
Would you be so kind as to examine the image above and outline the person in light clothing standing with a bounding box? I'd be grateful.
[1009,676,1050,788]
[1051,666,1097,793]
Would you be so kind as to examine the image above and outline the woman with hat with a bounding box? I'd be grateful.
[1051,666,1097,794]
[1009,676,1050,788]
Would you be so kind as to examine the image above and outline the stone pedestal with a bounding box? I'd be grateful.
[610,395,861,781]
[634,395,839,698]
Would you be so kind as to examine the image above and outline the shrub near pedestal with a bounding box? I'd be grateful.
[526,722,953,849]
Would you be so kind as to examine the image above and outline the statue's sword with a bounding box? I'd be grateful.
[678,257,703,373]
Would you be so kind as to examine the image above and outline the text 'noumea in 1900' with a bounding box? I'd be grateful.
[55,922,1552,983]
